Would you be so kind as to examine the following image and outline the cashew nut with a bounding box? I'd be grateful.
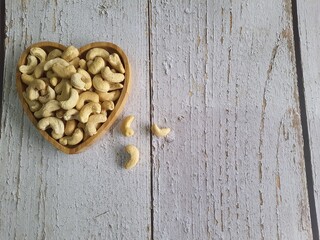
[21,73,35,85]
[38,86,56,103]
[92,75,110,92]
[19,55,38,74]
[109,82,123,91]
[120,115,134,137]
[34,100,61,118]
[26,79,47,100]
[101,100,114,113]
[69,57,80,68]
[30,47,47,63]
[47,49,62,60]
[33,61,46,78]
[37,116,64,140]
[107,53,125,73]
[79,102,101,123]
[63,108,79,121]
[64,119,77,136]
[88,57,105,75]
[59,128,83,145]
[124,145,139,170]
[86,48,109,61]
[23,92,42,112]
[77,68,92,89]
[52,63,77,79]
[151,124,171,137]
[78,59,87,70]
[56,80,72,101]
[70,73,86,90]
[85,114,107,136]
[44,58,69,71]
[87,60,93,68]
[98,90,121,102]
[61,46,79,62]
[101,66,124,83]
[49,77,59,87]
[76,91,99,110]
[46,70,58,79]
[60,88,79,110]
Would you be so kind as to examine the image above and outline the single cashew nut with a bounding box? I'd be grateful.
[109,82,123,91]
[47,49,62,61]
[38,86,56,103]
[77,68,92,89]
[60,88,79,110]
[71,73,86,90]
[151,124,171,137]
[101,100,114,113]
[79,102,101,123]
[64,108,79,121]
[85,114,107,136]
[78,59,87,70]
[61,46,79,62]
[86,48,110,61]
[21,73,35,85]
[88,57,105,75]
[64,119,77,136]
[26,79,47,100]
[33,61,46,79]
[124,145,139,170]
[19,55,38,74]
[37,116,64,140]
[44,58,69,71]
[76,91,99,110]
[120,115,134,137]
[59,128,83,145]
[30,47,47,63]
[52,63,77,79]
[56,80,72,101]
[101,66,124,83]
[108,53,125,73]
[23,92,42,112]
[49,77,59,87]
[92,75,110,92]
[34,100,61,118]
[98,90,121,102]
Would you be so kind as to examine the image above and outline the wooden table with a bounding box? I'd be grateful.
[0,1,319,239]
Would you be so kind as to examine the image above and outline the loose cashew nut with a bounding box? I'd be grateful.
[38,86,56,103]
[124,145,139,170]
[44,58,69,71]
[37,116,65,140]
[33,61,46,78]
[98,90,121,102]
[59,128,83,145]
[23,92,42,112]
[86,48,109,61]
[64,108,79,121]
[78,59,87,70]
[101,66,124,83]
[92,75,110,92]
[34,100,61,118]
[60,88,79,110]
[120,115,134,137]
[108,53,125,73]
[64,119,77,136]
[56,80,72,101]
[85,114,107,136]
[71,73,86,90]
[52,63,77,79]
[79,102,101,123]
[77,68,92,90]
[21,73,35,85]
[19,55,38,74]
[30,47,47,63]
[88,57,105,75]
[151,124,171,137]
[61,46,79,62]
[76,91,99,110]
[26,79,47,100]
[47,49,62,60]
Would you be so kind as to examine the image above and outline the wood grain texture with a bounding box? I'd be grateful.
[150,0,312,239]
[1,0,150,239]
[296,0,320,229]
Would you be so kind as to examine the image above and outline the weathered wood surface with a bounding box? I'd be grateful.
[0,0,151,239]
[150,0,312,239]
[297,0,320,229]
[0,0,316,239]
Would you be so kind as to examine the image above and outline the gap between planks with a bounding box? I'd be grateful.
[0,0,5,138]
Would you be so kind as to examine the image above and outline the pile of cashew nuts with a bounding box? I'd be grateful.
[19,45,171,170]
[19,45,125,146]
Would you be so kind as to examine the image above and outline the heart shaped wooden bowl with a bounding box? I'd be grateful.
[16,42,131,154]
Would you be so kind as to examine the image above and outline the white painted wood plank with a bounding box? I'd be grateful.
[150,0,312,239]
[0,1,150,239]
[297,0,320,229]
